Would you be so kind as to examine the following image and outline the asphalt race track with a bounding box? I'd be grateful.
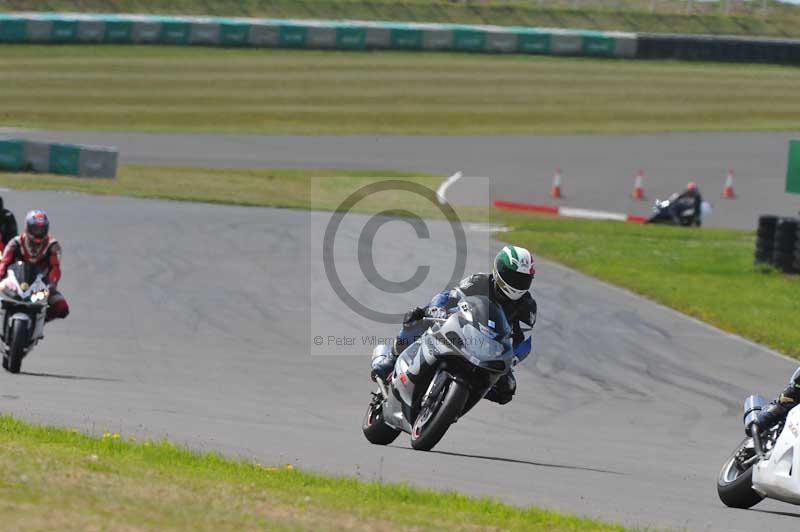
[5,128,800,229]
[0,188,798,531]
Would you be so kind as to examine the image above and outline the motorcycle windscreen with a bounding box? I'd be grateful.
[7,261,39,285]
[459,323,510,362]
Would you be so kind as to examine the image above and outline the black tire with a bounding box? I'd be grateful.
[773,218,799,272]
[774,252,799,273]
[755,216,779,266]
[758,214,779,228]
[362,401,401,445]
[717,438,764,509]
[5,319,28,374]
[410,379,469,451]
[754,245,773,264]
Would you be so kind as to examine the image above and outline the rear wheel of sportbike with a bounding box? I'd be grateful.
[362,394,401,445]
[410,379,469,451]
[717,437,765,509]
[5,319,28,374]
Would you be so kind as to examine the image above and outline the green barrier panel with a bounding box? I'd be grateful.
[0,18,27,43]
[105,20,133,43]
[583,35,616,56]
[0,140,25,172]
[306,26,336,48]
[336,26,366,49]
[485,31,517,53]
[78,20,105,42]
[453,29,486,52]
[390,28,422,49]
[419,25,452,50]
[160,20,191,44]
[0,14,640,58]
[51,19,79,42]
[517,32,550,54]
[49,144,81,175]
[278,24,308,47]
[787,139,800,194]
[220,22,250,46]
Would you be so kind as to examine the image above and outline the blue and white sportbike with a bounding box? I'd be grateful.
[362,295,514,451]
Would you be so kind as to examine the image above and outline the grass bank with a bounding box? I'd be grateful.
[0,414,634,531]
[0,164,431,208]
[0,165,490,220]
[501,214,800,357]
[3,46,800,134]
[6,0,800,38]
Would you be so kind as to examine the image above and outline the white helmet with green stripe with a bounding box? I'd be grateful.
[493,245,535,301]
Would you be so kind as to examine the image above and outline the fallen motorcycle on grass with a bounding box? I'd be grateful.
[362,295,514,451]
[717,394,800,509]
[0,261,49,374]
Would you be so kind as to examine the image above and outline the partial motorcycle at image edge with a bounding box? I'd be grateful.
[0,261,49,374]
[717,392,800,509]
[362,295,514,451]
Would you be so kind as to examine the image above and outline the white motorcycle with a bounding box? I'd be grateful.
[0,261,49,374]
[717,392,800,508]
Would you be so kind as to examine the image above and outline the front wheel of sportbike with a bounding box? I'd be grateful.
[5,320,28,374]
[410,379,469,451]
[717,437,764,509]
[362,399,401,445]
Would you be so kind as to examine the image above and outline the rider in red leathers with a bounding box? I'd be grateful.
[0,210,69,322]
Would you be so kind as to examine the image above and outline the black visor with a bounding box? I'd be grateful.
[503,269,533,292]
[28,224,47,239]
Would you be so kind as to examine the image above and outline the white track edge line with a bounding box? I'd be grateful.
[436,171,462,205]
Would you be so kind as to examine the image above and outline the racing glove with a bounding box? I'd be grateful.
[402,307,427,327]
[424,307,448,321]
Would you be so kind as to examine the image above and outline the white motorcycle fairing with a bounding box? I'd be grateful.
[752,406,800,504]
[371,342,426,434]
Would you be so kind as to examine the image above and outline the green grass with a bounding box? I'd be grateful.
[0,164,432,208]
[3,45,800,134]
[0,165,490,220]
[500,213,800,357]
[0,414,635,531]
[6,0,800,38]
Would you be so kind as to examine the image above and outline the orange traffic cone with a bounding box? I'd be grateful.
[551,168,563,199]
[631,169,645,200]
[722,168,736,199]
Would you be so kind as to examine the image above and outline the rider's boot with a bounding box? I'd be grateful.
[370,339,404,382]
[484,371,516,405]
[753,403,785,433]
[749,372,800,434]
[371,321,427,382]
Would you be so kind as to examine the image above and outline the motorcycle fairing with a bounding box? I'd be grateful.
[753,406,800,504]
